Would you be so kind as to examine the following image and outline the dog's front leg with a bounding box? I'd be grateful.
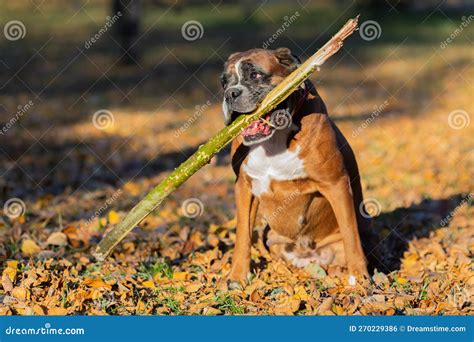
[229,175,257,283]
[319,175,368,283]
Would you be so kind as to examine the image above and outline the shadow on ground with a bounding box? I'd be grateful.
[367,193,470,273]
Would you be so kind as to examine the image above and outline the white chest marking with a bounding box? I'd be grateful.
[243,145,306,196]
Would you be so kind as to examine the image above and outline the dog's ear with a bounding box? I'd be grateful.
[274,47,301,71]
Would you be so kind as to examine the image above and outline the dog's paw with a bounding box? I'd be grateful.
[227,268,252,290]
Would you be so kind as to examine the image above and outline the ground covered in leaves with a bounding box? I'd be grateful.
[0,2,472,315]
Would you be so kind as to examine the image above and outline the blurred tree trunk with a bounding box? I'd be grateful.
[113,0,141,65]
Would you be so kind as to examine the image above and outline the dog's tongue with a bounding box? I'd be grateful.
[242,114,271,137]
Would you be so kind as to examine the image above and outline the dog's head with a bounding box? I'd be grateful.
[221,48,302,145]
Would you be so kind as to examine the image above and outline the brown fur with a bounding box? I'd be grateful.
[226,49,370,283]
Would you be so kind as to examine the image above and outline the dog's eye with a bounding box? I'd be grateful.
[250,71,262,80]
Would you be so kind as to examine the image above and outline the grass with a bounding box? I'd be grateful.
[161,297,182,315]
[138,260,174,280]
[215,292,244,315]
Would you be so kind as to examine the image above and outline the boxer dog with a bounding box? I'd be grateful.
[221,47,372,284]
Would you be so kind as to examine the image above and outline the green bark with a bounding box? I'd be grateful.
[93,16,360,261]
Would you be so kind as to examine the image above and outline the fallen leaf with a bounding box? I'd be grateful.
[317,297,334,315]
[48,307,68,315]
[12,287,29,301]
[6,260,18,269]
[33,304,45,315]
[397,277,408,285]
[2,274,13,292]
[108,210,120,224]
[142,280,155,289]
[185,283,202,293]
[46,232,68,246]
[3,267,17,282]
[173,272,188,281]
[123,182,141,196]
[203,307,222,315]
[83,278,112,290]
[21,239,41,256]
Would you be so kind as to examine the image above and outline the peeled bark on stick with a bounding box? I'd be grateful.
[93,16,360,261]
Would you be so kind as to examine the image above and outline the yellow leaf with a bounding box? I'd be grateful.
[12,287,29,301]
[185,283,202,293]
[21,239,41,256]
[3,267,17,282]
[397,277,408,285]
[403,253,418,268]
[123,242,135,253]
[222,218,236,229]
[153,273,164,282]
[124,182,141,196]
[173,272,188,281]
[333,304,345,315]
[88,289,102,300]
[108,210,120,225]
[33,304,44,315]
[6,260,18,269]
[208,224,220,233]
[142,280,155,289]
[136,300,146,312]
[294,285,310,301]
[0,307,11,315]
[83,278,112,290]
[48,307,68,315]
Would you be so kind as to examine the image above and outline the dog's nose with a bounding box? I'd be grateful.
[225,88,242,101]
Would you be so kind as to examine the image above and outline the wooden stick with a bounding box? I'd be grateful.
[93,16,360,261]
